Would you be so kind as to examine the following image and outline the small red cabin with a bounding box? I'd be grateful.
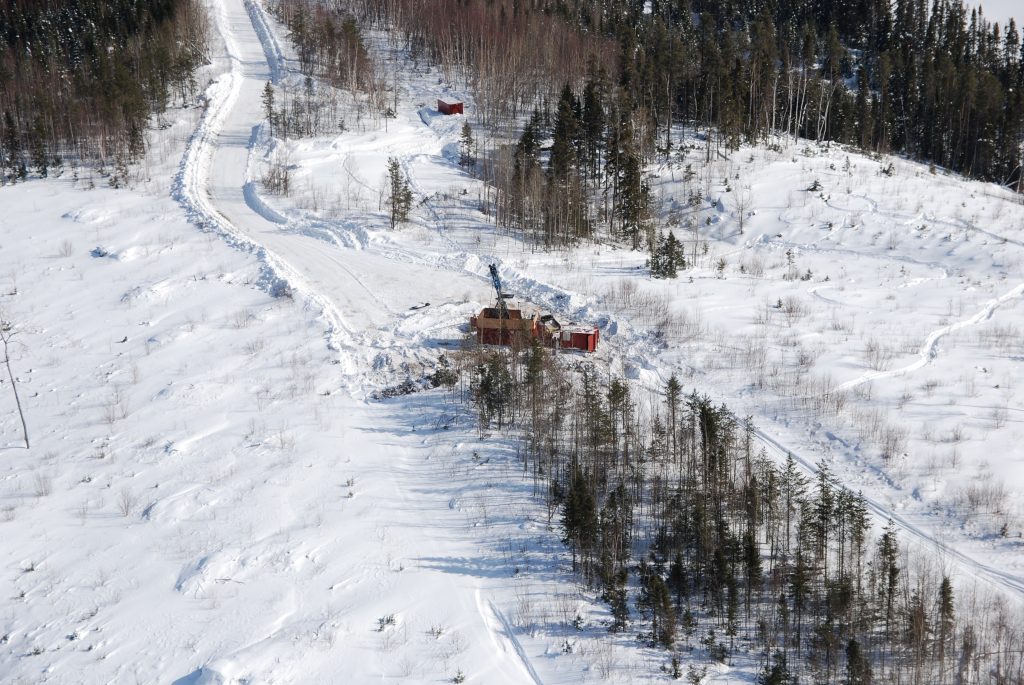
[438,98,464,115]
[557,326,600,353]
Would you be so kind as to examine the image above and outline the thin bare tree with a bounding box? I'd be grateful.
[0,316,29,448]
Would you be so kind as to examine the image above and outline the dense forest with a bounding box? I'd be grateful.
[0,0,208,184]
[430,343,1024,683]
[326,0,1024,251]
[357,0,1023,183]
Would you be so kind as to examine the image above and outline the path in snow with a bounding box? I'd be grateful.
[174,1,550,681]
[187,0,482,392]
[836,281,1024,392]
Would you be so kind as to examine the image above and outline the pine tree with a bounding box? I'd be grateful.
[844,638,872,685]
[458,122,476,170]
[262,81,276,136]
[386,156,413,230]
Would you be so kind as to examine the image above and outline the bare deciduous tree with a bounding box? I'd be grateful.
[0,316,29,448]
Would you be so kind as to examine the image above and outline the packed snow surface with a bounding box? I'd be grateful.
[1,0,1023,682]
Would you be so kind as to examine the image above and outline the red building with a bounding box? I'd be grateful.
[437,98,464,115]
[469,308,598,352]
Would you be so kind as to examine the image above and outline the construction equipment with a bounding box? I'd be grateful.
[488,263,512,319]
[468,264,599,352]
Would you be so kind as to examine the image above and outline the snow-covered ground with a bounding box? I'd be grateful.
[2,0,1023,682]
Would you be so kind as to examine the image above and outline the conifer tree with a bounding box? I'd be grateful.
[649,573,677,647]
[262,81,276,137]
[386,156,413,230]
[936,575,955,668]
[563,464,598,578]
[877,520,901,638]
[458,122,477,170]
[549,84,581,182]
[1,111,22,182]
[844,637,872,685]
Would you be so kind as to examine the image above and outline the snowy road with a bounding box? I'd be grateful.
[184,0,482,388]
[173,1,549,682]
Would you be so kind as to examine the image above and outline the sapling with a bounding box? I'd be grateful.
[0,316,29,448]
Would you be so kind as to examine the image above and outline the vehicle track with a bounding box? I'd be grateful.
[836,281,1024,392]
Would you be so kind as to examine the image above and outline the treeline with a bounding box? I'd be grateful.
[349,0,1021,186]
[265,0,387,136]
[614,0,1024,184]
[435,343,1024,683]
[0,0,208,183]
[347,0,617,129]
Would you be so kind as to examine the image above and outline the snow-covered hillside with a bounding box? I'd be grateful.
[2,0,1023,682]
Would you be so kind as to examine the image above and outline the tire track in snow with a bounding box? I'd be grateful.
[479,595,545,685]
[175,0,385,383]
[836,281,1024,392]
[244,0,285,83]
[598,310,1024,604]
[752,427,1024,599]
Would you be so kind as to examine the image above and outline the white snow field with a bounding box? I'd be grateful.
[2,0,1024,682]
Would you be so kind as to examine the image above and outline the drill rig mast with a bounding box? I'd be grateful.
[488,264,511,319]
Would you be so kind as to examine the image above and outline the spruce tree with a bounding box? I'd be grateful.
[936,575,955,667]
[262,81,276,136]
[876,520,900,638]
[386,156,413,230]
[2,111,23,182]
[563,464,598,578]
[458,122,476,169]
[844,638,872,685]
[549,84,580,182]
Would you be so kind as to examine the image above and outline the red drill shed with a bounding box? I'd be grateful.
[470,308,599,352]
[556,325,600,353]
[469,307,538,346]
[438,98,464,115]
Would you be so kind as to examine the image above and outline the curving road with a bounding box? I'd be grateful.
[178,0,482,389]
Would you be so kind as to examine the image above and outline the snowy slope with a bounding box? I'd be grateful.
[2,0,1023,682]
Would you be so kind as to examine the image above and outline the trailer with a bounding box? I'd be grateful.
[437,98,464,115]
